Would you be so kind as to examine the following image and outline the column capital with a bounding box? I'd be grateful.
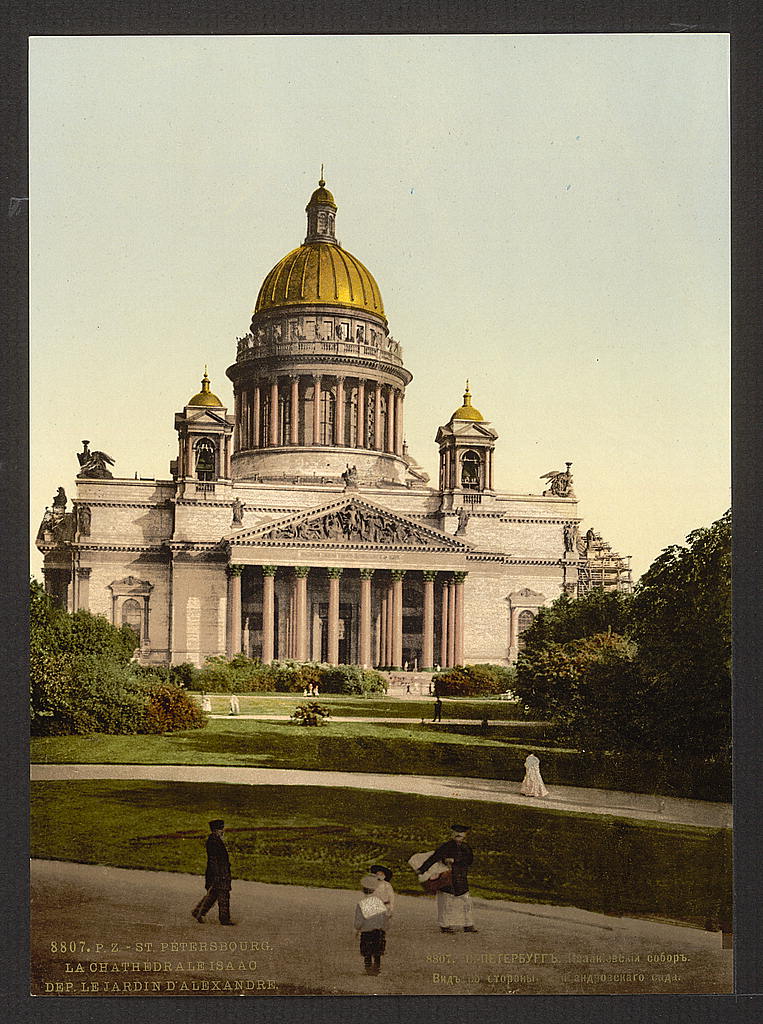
[335,373,345,384]
[292,566,311,578]
[422,570,438,582]
[327,566,344,578]
[76,567,92,579]
[359,568,375,580]
[452,571,468,584]
[227,564,245,578]
[391,569,407,581]
[261,565,278,577]
[312,373,322,383]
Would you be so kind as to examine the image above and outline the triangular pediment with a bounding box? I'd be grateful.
[509,587,546,602]
[226,496,472,551]
[189,408,229,426]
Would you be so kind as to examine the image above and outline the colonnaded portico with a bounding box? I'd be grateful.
[225,564,467,670]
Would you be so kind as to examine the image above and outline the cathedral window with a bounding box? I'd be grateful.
[194,438,216,480]
[121,598,143,639]
[517,610,535,651]
[346,387,358,444]
[279,393,291,445]
[379,394,388,449]
[320,390,336,445]
[461,450,482,490]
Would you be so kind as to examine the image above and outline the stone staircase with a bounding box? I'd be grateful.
[384,671,435,697]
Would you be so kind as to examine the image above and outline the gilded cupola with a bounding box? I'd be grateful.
[451,382,485,422]
[188,368,224,407]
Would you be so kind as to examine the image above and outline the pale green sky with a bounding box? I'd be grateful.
[29,34,729,580]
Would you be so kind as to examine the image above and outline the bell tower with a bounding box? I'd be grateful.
[435,382,498,510]
[171,369,235,492]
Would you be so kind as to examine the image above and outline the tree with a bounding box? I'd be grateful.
[516,633,640,750]
[629,509,731,761]
[515,511,731,764]
[520,587,634,655]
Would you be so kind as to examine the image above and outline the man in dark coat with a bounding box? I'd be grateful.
[192,819,235,925]
[417,824,477,933]
[432,696,443,722]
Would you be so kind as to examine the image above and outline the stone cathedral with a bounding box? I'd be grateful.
[37,179,631,669]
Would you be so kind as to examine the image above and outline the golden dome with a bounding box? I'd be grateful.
[452,382,484,421]
[188,368,223,407]
[254,242,385,317]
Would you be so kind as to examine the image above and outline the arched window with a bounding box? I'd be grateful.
[195,438,216,480]
[121,598,142,638]
[320,390,335,445]
[461,450,482,490]
[517,610,535,651]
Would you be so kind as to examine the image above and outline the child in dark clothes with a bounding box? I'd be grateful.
[353,874,389,975]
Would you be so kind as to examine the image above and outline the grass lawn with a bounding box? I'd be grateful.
[193,693,528,720]
[31,719,551,780]
[30,779,730,929]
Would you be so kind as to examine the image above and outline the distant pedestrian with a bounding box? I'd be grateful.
[417,824,477,933]
[369,864,395,919]
[519,752,548,798]
[192,819,236,925]
[229,694,240,716]
[432,696,443,722]
[200,694,212,713]
[354,874,388,975]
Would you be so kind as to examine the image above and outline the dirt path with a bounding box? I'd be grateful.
[30,859,731,997]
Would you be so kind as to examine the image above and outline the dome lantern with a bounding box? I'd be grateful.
[305,170,338,244]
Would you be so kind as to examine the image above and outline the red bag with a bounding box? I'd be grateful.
[423,868,452,894]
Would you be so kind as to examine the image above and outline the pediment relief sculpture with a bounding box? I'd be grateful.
[251,500,467,549]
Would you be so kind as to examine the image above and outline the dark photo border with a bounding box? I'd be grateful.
[3,2,759,1023]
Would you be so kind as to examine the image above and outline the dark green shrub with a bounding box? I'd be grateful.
[318,664,387,695]
[434,664,511,697]
[267,659,312,692]
[30,578,205,736]
[142,680,207,733]
[290,701,331,726]
[170,662,198,689]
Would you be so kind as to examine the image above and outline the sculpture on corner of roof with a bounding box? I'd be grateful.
[52,486,67,512]
[342,464,359,490]
[540,461,575,498]
[77,440,115,479]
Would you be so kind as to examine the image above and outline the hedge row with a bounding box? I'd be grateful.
[189,656,387,695]
[433,663,516,697]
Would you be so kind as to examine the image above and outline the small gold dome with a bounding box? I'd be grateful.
[452,382,484,421]
[188,368,223,407]
[255,242,385,317]
[308,177,336,208]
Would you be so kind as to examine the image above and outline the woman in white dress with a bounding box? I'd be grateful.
[519,752,548,797]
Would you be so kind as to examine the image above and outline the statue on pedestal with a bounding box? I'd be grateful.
[231,498,246,525]
[342,464,359,490]
[540,462,575,498]
[77,441,115,479]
